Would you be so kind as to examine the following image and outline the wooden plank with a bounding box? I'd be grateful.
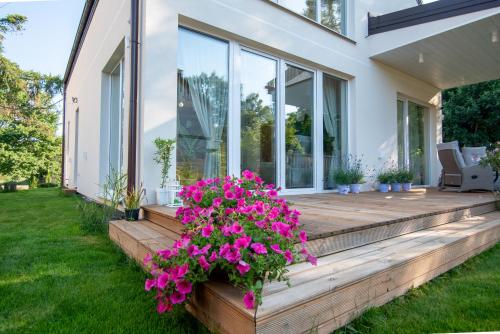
[266,214,500,296]
[255,223,500,333]
[257,218,500,318]
[143,207,184,235]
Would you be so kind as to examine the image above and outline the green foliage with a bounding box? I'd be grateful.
[153,138,175,188]
[101,167,127,212]
[396,168,414,183]
[480,143,500,171]
[442,79,500,148]
[0,53,62,184]
[77,200,109,234]
[124,184,145,210]
[346,155,365,184]
[376,171,394,184]
[333,168,351,185]
[0,14,27,52]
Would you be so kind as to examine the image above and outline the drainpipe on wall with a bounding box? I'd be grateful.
[128,0,140,192]
[61,87,67,188]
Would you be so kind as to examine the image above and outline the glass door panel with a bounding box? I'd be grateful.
[284,64,314,189]
[323,74,346,189]
[240,51,277,185]
[177,28,229,184]
[408,101,426,185]
[397,99,405,169]
[109,62,123,174]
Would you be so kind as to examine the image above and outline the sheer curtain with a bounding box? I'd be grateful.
[323,76,339,186]
[186,74,228,178]
[178,28,229,180]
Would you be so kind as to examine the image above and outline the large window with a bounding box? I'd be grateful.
[240,51,277,185]
[285,65,314,189]
[177,28,229,184]
[397,98,428,185]
[323,74,347,189]
[277,0,346,34]
[109,62,124,174]
[176,28,348,193]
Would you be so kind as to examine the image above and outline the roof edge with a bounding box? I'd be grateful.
[368,0,500,35]
[63,0,99,84]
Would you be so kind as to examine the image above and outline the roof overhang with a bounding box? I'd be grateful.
[368,2,500,89]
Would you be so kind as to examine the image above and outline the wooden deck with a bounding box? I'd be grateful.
[109,189,499,334]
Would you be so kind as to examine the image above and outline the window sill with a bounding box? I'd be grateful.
[262,0,356,45]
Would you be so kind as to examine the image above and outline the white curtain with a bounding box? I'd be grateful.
[187,74,228,178]
[323,77,339,184]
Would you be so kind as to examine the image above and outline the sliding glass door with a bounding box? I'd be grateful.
[177,28,229,184]
[397,98,428,185]
[240,51,277,185]
[284,64,314,189]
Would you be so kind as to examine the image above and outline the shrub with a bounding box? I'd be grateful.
[347,156,365,184]
[396,169,414,183]
[77,200,110,233]
[154,138,176,188]
[39,182,58,188]
[124,184,145,210]
[377,171,393,184]
[333,169,351,185]
[144,171,316,313]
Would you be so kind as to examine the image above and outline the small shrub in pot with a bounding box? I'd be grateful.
[399,169,414,191]
[376,171,392,193]
[347,156,365,194]
[124,184,145,221]
[333,169,351,195]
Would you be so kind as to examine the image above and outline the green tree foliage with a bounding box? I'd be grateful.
[442,79,500,148]
[0,14,27,52]
[0,15,62,185]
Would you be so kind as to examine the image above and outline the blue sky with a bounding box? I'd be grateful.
[1,0,85,76]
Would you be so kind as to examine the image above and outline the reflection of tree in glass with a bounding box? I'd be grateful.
[301,0,318,20]
[286,109,312,154]
[241,93,275,172]
[320,0,342,32]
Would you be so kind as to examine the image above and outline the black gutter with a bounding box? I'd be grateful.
[368,0,500,35]
[128,0,140,192]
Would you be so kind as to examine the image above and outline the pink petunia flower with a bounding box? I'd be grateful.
[200,244,211,255]
[236,260,251,276]
[209,251,218,262]
[251,243,267,255]
[299,230,308,244]
[157,272,169,289]
[231,222,243,234]
[234,235,252,249]
[307,254,318,266]
[202,224,214,238]
[212,197,223,208]
[270,244,284,254]
[157,300,172,313]
[145,278,156,291]
[224,190,236,200]
[284,250,293,264]
[176,280,193,295]
[198,255,211,271]
[242,170,254,181]
[143,253,152,265]
[243,291,255,309]
[170,291,186,304]
[255,220,266,229]
[192,190,203,203]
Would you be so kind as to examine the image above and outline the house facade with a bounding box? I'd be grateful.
[62,0,500,203]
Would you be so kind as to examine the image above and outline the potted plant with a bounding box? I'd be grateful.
[399,169,414,191]
[347,156,365,194]
[123,184,145,221]
[153,138,176,205]
[376,171,392,193]
[333,169,351,195]
[390,169,402,192]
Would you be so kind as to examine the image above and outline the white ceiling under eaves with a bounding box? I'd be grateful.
[370,12,500,89]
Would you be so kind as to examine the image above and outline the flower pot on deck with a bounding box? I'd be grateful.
[125,208,140,221]
[391,183,402,192]
[378,183,389,193]
[156,188,169,205]
[350,184,361,194]
[402,183,412,192]
[337,184,350,195]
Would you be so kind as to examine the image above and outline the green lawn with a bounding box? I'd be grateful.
[0,189,498,334]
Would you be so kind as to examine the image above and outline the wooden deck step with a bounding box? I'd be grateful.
[255,211,500,334]
[142,205,184,236]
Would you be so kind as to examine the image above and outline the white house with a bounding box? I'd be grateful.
[62,0,500,203]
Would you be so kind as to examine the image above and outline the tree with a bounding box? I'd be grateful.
[0,14,62,186]
[0,14,27,52]
[442,79,500,148]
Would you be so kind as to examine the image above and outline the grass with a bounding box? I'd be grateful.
[0,188,208,334]
[333,243,500,334]
[0,189,498,334]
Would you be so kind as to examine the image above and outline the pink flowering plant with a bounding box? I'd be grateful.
[144,170,316,313]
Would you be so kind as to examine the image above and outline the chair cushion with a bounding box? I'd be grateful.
[437,141,466,168]
[462,147,486,166]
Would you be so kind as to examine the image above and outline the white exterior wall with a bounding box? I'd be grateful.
[64,0,131,199]
[140,0,442,202]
